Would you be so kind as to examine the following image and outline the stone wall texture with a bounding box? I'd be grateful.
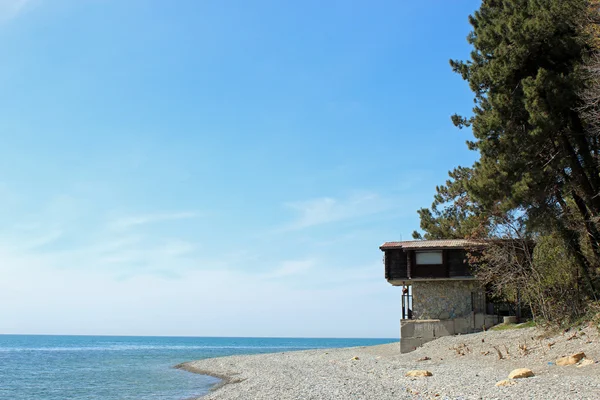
[412,280,479,320]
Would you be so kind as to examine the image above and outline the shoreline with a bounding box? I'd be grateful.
[174,362,240,395]
[177,326,600,399]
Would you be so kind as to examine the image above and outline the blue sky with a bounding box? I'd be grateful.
[0,0,480,338]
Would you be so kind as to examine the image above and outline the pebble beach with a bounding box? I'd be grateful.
[179,325,600,400]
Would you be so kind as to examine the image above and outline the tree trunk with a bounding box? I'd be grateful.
[571,190,600,263]
[556,223,599,300]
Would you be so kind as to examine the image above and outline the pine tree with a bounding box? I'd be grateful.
[416,0,600,297]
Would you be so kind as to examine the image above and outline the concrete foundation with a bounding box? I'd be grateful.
[399,313,499,353]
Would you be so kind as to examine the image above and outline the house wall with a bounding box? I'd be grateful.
[412,280,479,320]
[399,313,499,353]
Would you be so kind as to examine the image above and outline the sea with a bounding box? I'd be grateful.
[0,335,396,399]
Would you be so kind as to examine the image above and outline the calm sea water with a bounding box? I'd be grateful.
[0,335,396,399]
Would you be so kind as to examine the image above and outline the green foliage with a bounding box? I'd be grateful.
[478,231,586,325]
[417,0,594,237]
[412,166,490,240]
[491,320,536,331]
[451,0,592,218]
[533,234,579,287]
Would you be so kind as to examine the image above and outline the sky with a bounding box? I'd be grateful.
[0,0,481,338]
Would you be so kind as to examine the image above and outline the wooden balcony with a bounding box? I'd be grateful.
[383,247,475,284]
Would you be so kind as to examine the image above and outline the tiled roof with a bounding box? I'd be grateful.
[379,239,486,250]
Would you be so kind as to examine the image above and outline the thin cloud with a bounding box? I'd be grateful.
[263,259,315,279]
[109,211,200,230]
[155,239,196,257]
[10,233,203,277]
[0,0,34,20]
[19,230,63,250]
[281,192,392,231]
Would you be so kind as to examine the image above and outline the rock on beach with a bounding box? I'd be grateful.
[556,352,586,366]
[507,368,534,379]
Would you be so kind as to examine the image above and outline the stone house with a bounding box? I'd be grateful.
[380,239,499,353]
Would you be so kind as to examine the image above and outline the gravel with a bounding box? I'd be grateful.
[179,325,600,399]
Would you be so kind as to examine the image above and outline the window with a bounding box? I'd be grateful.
[415,251,442,265]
